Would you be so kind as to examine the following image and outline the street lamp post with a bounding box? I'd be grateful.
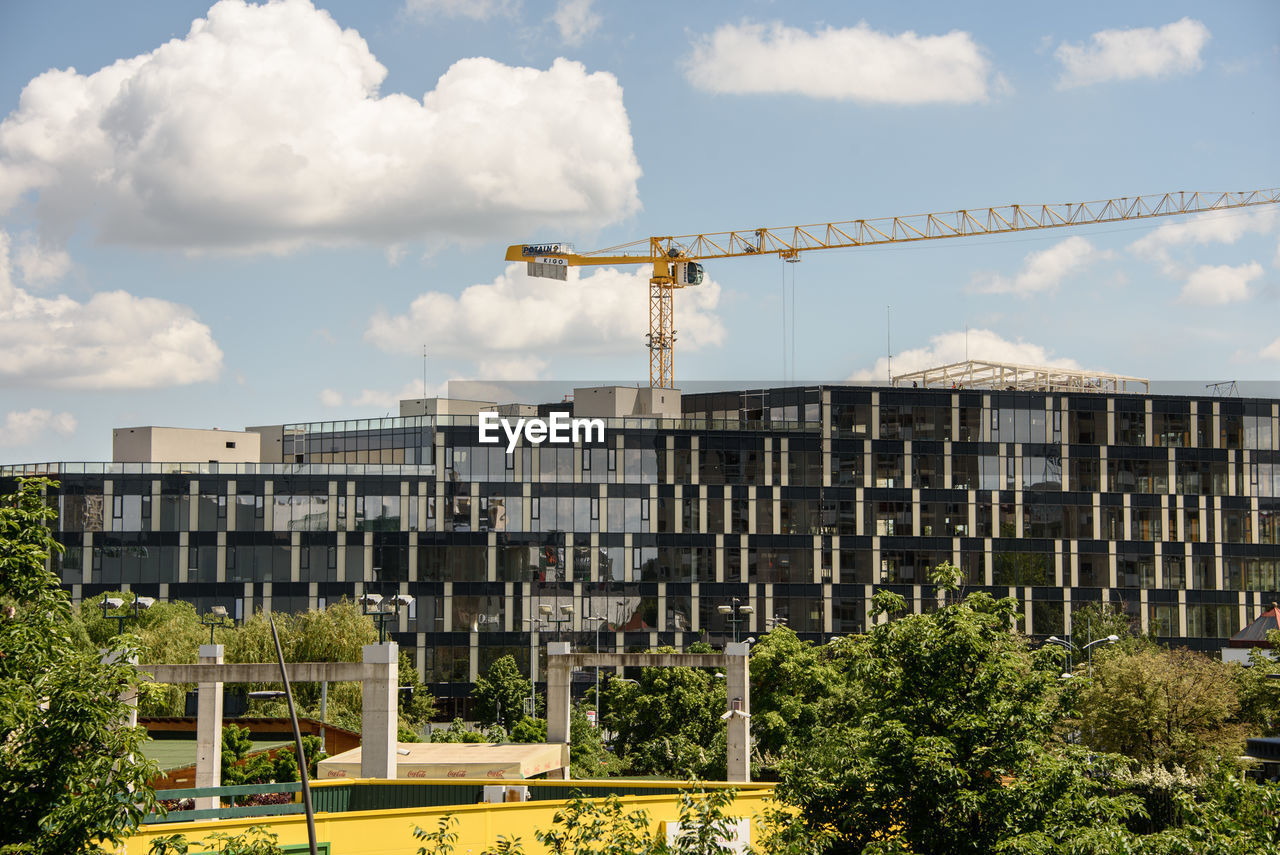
[717,598,754,643]
[1045,636,1074,678]
[360,592,415,644]
[539,602,574,642]
[1083,634,1120,679]
[588,613,608,726]
[201,605,232,645]
[101,593,155,635]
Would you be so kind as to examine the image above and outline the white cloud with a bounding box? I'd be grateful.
[12,235,71,285]
[1177,261,1263,305]
[685,21,1000,104]
[366,262,726,358]
[1262,338,1280,361]
[477,355,549,380]
[0,0,640,252]
[1,408,77,446]
[1129,208,1276,273]
[970,236,1109,296]
[320,379,449,410]
[848,328,1082,382]
[552,0,601,46]
[1055,18,1210,88]
[403,0,519,21]
[0,230,222,388]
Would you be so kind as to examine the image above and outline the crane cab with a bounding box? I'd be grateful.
[677,261,705,286]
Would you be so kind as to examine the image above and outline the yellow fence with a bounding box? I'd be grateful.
[115,780,778,855]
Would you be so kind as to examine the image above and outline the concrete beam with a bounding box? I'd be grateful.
[360,642,398,779]
[548,653,734,669]
[194,645,224,811]
[139,662,371,684]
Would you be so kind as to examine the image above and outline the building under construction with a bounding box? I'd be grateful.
[4,360,1277,706]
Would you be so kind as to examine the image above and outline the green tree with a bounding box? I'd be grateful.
[569,706,624,778]
[600,650,726,779]
[1078,645,1247,774]
[472,654,532,732]
[1070,600,1135,648]
[0,478,159,854]
[747,627,845,768]
[777,585,1137,855]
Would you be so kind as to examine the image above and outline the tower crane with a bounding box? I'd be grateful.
[506,188,1280,389]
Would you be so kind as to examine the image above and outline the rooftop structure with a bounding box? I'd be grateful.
[893,359,1149,394]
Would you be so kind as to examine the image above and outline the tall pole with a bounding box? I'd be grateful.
[269,617,316,855]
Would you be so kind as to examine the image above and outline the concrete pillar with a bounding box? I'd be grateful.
[194,644,224,811]
[100,649,139,729]
[545,641,572,780]
[361,642,399,779]
[725,642,751,783]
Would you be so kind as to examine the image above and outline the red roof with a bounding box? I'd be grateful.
[1228,603,1280,648]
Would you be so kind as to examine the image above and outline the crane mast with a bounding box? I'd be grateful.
[506,188,1280,388]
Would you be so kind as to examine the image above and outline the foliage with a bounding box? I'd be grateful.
[570,706,625,778]
[472,654,532,732]
[509,716,547,743]
[535,793,658,855]
[1058,772,1280,854]
[1078,645,1246,773]
[399,649,438,731]
[777,583,1137,855]
[0,478,159,854]
[429,717,492,743]
[600,649,726,779]
[747,627,846,768]
[220,724,325,787]
[412,813,524,855]
[1070,601,1135,648]
[148,824,282,855]
[1233,648,1280,736]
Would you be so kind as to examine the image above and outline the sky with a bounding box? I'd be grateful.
[0,0,1278,463]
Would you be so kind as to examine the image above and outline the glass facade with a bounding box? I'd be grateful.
[5,384,1279,701]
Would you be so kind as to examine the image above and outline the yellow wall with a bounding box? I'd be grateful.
[114,782,778,855]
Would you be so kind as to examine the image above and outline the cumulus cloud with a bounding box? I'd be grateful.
[970,236,1110,296]
[848,328,1082,382]
[366,262,726,358]
[1262,338,1280,361]
[321,378,450,410]
[685,21,1000,104]
[0,0,640,252]
[1129,208,1276,274]
[12,235,71,285]
[403,0,519,21]
[1177,262,1263,305]
[1,408,77,446]
[1055,18,1210,88]
[0,230,222,388]
[552,0,601,45]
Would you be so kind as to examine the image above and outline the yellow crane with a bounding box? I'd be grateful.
[506,188,1280,388]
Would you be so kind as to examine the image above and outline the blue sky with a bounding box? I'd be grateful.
[0,0,1277,462]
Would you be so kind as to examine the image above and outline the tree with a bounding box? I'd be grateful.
[777,583,1137,855]
[472,654,532,732]
[599,649,726,779]
[1070,600,1135,648]
[1078,644,1247,774]
[0,478,159,854]
[746,627,846,768]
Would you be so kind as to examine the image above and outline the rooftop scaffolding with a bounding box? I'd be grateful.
[893,360,1149,394]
